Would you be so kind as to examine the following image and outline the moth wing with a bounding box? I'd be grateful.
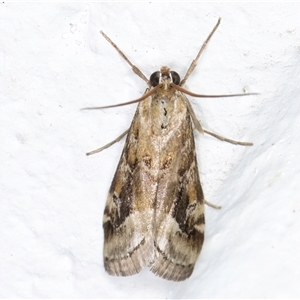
[103,96,158,276]
[150,97,205,281]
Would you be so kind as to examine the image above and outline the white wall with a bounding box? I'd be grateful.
[1,3,300,298]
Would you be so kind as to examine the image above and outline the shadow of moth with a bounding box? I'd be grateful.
[84,18,256,281]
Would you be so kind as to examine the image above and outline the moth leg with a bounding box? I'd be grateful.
[180,18,221,86]
[86,129,129,156]
[203,129,253,146]
[186,98,252,146]
[100,31,150,86]
[205,200,221,209]
[185,98,204,133]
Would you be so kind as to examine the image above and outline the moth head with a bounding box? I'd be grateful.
[149,66,181,87]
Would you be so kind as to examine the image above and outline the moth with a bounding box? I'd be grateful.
[84,18,256,281]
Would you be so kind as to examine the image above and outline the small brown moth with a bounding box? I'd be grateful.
[84,18,256,281]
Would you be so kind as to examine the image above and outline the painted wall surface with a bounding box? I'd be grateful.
[1,3,299,298]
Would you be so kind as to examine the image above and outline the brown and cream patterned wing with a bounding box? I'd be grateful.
[103,95,159,276]
[150,97,205,281]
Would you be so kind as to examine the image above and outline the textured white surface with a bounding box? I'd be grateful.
[1,2,300,298]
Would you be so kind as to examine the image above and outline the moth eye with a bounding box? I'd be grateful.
[170,71,180,85]
[150,71,160,87]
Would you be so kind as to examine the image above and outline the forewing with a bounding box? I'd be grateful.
[150,96,205,281]
[103,94,159,276]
